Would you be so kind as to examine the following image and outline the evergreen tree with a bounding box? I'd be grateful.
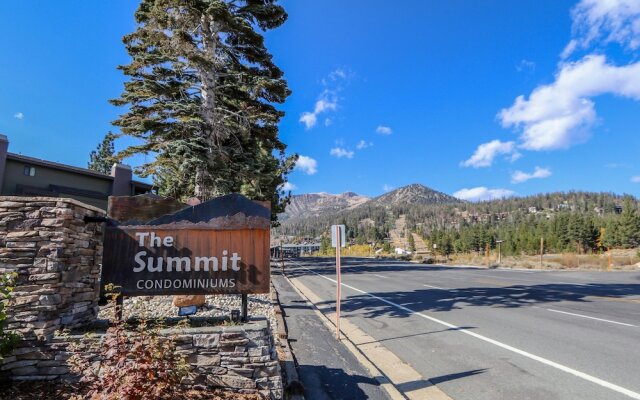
[407,231,416,252]
[88,132,117,174]
[320,236,331,255]
[111,0,296,219]
[618,198,640,248]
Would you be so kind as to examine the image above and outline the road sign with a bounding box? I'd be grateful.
[331,224,346,248]
[102,193,271,297]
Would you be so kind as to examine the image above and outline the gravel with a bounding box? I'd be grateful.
[97,292,277,332]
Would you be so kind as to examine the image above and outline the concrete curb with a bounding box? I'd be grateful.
[270,278,305,400]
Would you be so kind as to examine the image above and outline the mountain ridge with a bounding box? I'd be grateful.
[279,183,462,221]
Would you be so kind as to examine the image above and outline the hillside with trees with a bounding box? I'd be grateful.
[276,184,640,257]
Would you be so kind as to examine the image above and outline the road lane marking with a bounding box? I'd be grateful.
[422,284,447,290]
[374,274,386,279]
[558,282,590,286]
[497,268,536,273]
[298,265,640,400]
[542,308,638,327]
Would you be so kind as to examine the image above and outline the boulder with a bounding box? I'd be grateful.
[173,294,206,307]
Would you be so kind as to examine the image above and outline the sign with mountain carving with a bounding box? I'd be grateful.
[102,193,271,296]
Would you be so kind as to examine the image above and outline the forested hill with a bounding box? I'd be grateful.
[275,186,640,254]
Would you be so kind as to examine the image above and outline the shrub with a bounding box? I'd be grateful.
[68,291,190,400]
[0,272,19,359]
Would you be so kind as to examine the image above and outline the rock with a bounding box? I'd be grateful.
[173,294,206,307]
[208,374,257,389]
[194,354,221,366]
[193,334,220,348]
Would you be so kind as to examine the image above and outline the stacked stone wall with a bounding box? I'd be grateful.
[0,196,282,398]
[0,196,104,339]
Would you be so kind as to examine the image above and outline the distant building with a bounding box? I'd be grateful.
[0,135,152,210]
[528,206,538,214]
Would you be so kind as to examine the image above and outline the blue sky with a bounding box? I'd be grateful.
[1,1,640,200]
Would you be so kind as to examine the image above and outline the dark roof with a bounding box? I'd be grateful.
[147,193,270,225]
[7,152,152,189]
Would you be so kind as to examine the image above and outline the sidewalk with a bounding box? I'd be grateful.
[272,273,390,400]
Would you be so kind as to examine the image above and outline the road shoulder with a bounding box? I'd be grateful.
[272,273,391,400]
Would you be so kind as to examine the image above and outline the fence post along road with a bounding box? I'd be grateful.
[101,193,271,320]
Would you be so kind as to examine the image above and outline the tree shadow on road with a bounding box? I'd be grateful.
[397,368,488,393]
[313,282,640,319]
[283,256,471,279]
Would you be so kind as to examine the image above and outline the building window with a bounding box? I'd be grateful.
[23,166,36,177]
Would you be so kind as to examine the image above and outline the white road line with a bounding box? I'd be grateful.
[298,265,640,400]
[498,268,536,273]
[374,274,386,279]
[558,282,590,287]
[422,284,447,290]
[543,308,638,327]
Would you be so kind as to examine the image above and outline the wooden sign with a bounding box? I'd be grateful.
[102,193,271,296]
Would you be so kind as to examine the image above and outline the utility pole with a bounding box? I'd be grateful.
[540,237,544,268]
[496,240,503,265]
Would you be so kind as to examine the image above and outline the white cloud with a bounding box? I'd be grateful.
[330,147,354,159]
[301,69,353,130]
[383,184,394,192]
[561,39,579,59]
[279,182,297,191]
[322,68,354,86]
[453,187,517,202]
[356,140,372,150]
[499,55,640,150]
[517,59,536,72]
[631,176,640,183]
[376,125,392,135]
[299,113,317,129]
[606,162,630,168]
[461,140,518,168]
[13,112,24,120]
[568,0,640,57]
[511,166,552,184]
[299,91,338,129]
[295,155,318,175]
[465,1,640,163]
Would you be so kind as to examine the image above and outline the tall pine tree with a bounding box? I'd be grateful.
[88,132,117,174]
[111,0,297,219]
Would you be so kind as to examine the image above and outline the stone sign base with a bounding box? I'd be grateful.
[1,318,282,399]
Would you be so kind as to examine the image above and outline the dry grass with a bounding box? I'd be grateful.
[447,249,640,271]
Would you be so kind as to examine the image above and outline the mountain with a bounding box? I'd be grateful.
[367,184,462,208]
[280,191,370,220]
[274,184,638,246]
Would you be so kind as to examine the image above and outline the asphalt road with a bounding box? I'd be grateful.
[285,257,640,400]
